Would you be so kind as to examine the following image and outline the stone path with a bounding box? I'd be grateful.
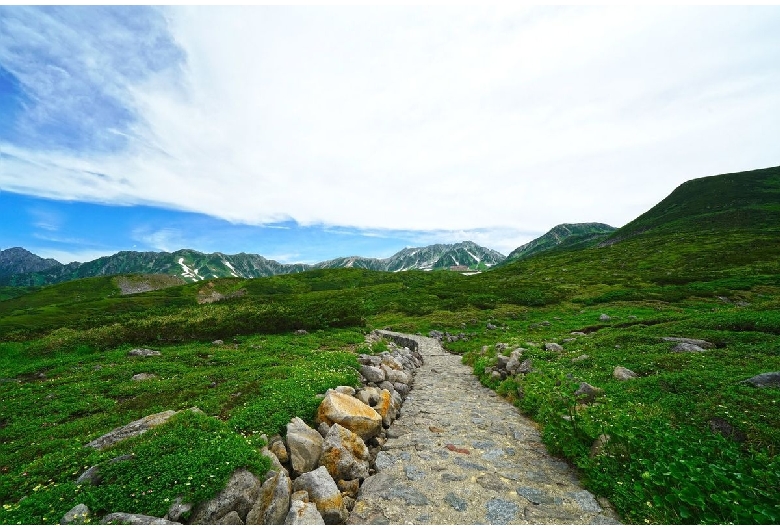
[348,332,621,525]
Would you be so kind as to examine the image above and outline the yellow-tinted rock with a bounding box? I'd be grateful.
[319,423,370,481]
[316,390,382,440]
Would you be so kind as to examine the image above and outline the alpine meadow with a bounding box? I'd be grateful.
[1,166,778,524]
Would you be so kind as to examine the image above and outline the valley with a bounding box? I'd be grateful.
[1,166,779,524]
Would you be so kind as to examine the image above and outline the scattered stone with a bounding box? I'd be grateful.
[404,465,425,481]
[131,373,157,381]
[485,498,519,524]
[127,348,161,357]
[292,466,347,524]
[613,366,637,381]
[445,444,470,454]
[101,512,180,525]
[571,331,587,336]
[661,337,714,349]
[571,355,590,363]
[476,474,507,491]
[86,410,178,450]
[319,423,370,481]
[374,451,397,471]
[672,342,705,353]
[246,470,292,525]
[189,468,262,524]
[61,503,90,524]
[486,323,497,330]
[294,329,308,335]
[337,478,360,497]
[316,389,382,440]
[599,314,611,321]
[285,417,324,476]
[441,472,466,481]
[545,342,564,352]
[574,382,604,404]
[516,486,556,505]
[444,492,467,511]
[517,358,533,374]
[741,372,780,388]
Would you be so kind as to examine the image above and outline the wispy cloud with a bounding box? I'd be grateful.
[0,5,778,249]
[130,227,185,252]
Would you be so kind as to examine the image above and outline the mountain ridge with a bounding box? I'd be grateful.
[0,241,506,287]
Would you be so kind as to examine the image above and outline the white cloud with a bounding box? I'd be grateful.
[1,5,779,249]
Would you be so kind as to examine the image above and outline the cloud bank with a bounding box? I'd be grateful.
[1,6,779,251]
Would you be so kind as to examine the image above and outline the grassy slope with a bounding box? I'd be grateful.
[1,165,779,524]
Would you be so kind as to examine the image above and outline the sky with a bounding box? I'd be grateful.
[1,5,779,264]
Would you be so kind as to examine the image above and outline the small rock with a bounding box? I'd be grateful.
[131,373,157,381]
[334,386,355,396]
[101,513,180,525]
[661,336,714,349]
[485,498,519,524]
[294,329,308,335]
[444,492,467,511]
[270,440,289,465]
[60,503,90,524]
[166,497,193,522]
[613,366,637,381]
[358,365,385,383]
[189,469,262,524]
[709,417,747,443]
[599,314,611,321]
[574,382,604,403]
[216,511,243,525]
[589,434,611,458]
[246,470,292,525]
[127,348,161,357]
[284,498,325,525]
[568,490,602,513]
[545,343,564,352]
[517,358,533,374]
[319,423,370,482]
[212,340,224,345]
[86,410,178,450]
[672,342,705,353]
[316,389,382,440]
[292,466,347,524]
[571,355,590,363]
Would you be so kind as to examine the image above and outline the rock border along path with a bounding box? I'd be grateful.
[349,331,621,525]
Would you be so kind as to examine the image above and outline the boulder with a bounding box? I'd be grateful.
[741,372,780,388]
[381,355,404,371]
[101,513,180,524]
[316,390,382,440]
[60,504,90,524]
[285,498,325,525]
[319,423,370,482]
[574,383,604,404]
[86,410,178,450]
[246,470,292,525]
[292,466,347,524]
[166,497,193,522]
[128,348,161,357]
[393,382,410,397]
[131,373,157,381]
[613,366,637,381]
[285,417,324,475]
[544,343,564,352]
[372,389,397,428]
[495,355,510,369]
[358,365,385,383]
[662,337,714,349]
[188,468,262,524]
[382,366,410,385]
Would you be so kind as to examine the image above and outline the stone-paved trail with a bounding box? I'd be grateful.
[348,332,621,525]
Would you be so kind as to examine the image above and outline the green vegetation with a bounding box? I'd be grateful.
[1,165,779,524]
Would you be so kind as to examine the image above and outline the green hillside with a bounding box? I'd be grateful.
[504,223,616,263]
[1,166,779,525]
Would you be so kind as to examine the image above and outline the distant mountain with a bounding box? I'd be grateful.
[317,241,505,272]
[504,223,616,263]
[1,241,505,287]
[0,247,61,279]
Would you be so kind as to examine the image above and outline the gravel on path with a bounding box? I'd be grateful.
[348,331,621,525]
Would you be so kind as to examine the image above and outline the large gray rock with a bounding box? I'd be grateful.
[292,466,347,524]
[101,513,180,524]
[285,498,326,525]
[285,417,324,475]
[60,504,90,524]
[382,366,410,385]
[188,468,262,524]
[672,342,705,353]
[246,470,292,525]
[358,365,385,383]
[613,366,637,381]
[662,337,714,349]
[319,423,370,482]
[86,410,178,450]
[741,372,780,388]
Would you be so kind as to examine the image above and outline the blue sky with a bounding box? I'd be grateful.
[1,6,779,264]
